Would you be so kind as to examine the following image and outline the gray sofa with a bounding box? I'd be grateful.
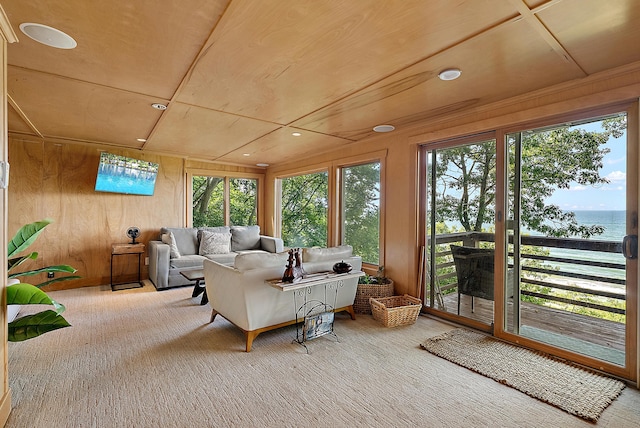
[148,225,284,290]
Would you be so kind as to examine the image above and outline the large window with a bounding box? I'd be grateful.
[192,175,258,227]
[341,162,381,265]
[279,171,328,247]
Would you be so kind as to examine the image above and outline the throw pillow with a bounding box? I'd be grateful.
[199,230,231,255]
[303,245,353,262]
[161,232,181,259]
[231,225,261,252]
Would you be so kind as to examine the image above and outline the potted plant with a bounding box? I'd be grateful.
[354,266,394,314]
[7,218,80,341]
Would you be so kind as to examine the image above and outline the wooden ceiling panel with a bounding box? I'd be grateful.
[217,127,354,166]
[536,0,640,75]
[8,67,163,148]
[176,0,519,124]
[144,103,281,159]
[3,1,640,167]
[4,0,229,99]
[292,19,585,138]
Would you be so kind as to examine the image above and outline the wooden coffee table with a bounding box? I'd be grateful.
[180,269,208,305]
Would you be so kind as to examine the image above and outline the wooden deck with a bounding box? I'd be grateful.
[438,292,626,360]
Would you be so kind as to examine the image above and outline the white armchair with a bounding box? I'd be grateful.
[204,246,362,351]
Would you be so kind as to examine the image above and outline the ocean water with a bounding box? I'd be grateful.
[442,210,628,288]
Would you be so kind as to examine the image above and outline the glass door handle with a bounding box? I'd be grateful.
[622,235,638,259]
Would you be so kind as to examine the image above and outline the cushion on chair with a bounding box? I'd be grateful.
[234,251,289,272]
[231,225,261,251]
[303,245,353,262]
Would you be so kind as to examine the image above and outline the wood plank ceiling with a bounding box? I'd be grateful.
[3,0,640,167]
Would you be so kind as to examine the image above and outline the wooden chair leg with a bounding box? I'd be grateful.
[209,309,219,323]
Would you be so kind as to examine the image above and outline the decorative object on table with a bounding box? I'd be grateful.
[282,249,295,283]
[370,294,422,327]
[354,265,394,314]
[293,248,306,279]
[7,218,80,341]
[332,260,352,274]
[126,226,140,244]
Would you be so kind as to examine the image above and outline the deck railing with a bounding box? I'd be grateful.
[427,232,626,317]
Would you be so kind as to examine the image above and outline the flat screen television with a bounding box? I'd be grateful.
[95,152,159,196]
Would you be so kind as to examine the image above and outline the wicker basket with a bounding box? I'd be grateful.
[370,294,422,327]
[354,280,394,314]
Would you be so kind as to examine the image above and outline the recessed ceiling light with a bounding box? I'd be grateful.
[373,125,395,133]
[243,153,251,157]
[438,68,461,81]
[19,23,77,49]
[136,138,147,142]
[151,103,167,110]
[292,132,302,137]
[256,163,269,167]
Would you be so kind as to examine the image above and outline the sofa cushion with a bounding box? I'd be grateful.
[198,230,231,255]
[205,253,238,266]
[161,232,182,259]
[162,227,199,256]
[303,245,353,262]
[169,254,207,269]
[234,251,289,272]
[231,225,261,252]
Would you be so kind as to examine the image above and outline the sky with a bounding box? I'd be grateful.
[546,119,626,211]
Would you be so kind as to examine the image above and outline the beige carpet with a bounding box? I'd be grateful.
[6,283,640,427]
[421,328,626,422]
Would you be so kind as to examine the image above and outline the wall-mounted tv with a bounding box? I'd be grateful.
[95,152,159,196]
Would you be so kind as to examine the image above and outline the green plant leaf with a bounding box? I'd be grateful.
[7,218,52,258]
[8,310,71,342]
[34,275,82,289]
[7,252,38,274]
[7,283,57,306]
[9,264,77,279]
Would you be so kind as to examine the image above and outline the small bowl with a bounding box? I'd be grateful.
[332,261,352,274]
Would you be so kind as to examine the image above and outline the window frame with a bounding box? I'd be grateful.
[186,168,264,228]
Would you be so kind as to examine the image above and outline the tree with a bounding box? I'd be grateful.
[435,115,626,238]
[193,176,224,227]
[342,163,381,264]
[281,172,328,247]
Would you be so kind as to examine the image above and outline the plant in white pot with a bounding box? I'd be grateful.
[7,218,80,341]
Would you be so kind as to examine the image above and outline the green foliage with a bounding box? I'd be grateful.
[192,176,259,227]
[281,172,328,247]
[342,163,381,265]
[192,176,224,227]
[434,115,626,238]
[7,219,78,342]
[230,178,257,225]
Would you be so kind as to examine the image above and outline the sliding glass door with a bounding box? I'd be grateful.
[423,135,497,329]
[503,110,637,378]
[421,105,638,381]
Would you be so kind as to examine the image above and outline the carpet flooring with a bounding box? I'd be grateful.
[6,282,640,427]
[420,328,626,422]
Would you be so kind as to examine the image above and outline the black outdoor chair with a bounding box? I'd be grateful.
[450,244,496,315]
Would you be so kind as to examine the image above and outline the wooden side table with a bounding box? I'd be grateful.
[111,243,145,291]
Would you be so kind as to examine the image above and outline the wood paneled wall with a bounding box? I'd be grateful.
[7,138,185,290]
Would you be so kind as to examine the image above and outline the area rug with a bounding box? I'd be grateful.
[420,328,626,422]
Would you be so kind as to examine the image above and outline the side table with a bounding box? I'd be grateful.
[111,243,145,291]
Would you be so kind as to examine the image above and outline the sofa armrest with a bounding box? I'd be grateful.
[148,240,170,289]
[260,235,284,253]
